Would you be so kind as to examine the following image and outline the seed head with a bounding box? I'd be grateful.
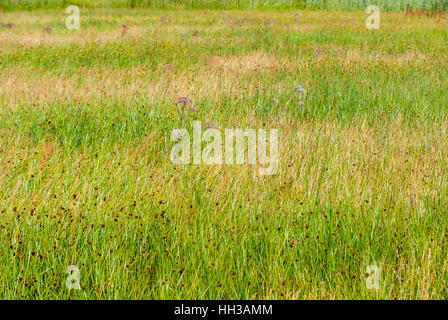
[0,23,14,29]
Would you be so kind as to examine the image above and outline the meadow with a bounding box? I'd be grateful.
[1,2,448,299]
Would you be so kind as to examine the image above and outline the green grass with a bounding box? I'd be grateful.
[1,0,448,11]
[0,8,448,299]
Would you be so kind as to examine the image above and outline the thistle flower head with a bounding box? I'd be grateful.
[163,64,175,73]
[174,96,193,107]
[202,121,216,129]
[295,85,305,94]
[121,24,128,37]
[171,129,182,141]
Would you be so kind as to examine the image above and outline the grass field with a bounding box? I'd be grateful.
[1,4,448,299]
[2,0,448,11]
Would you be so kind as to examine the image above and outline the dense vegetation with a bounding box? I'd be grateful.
[1,0,448,11]
[0,6,447,299]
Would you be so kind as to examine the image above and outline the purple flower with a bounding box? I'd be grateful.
[121,24,128,37]
[174,96,193,107]
[295,85,305,94]
[163,64,175,73]
[171,129,182,141]
[202,121,216,129]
